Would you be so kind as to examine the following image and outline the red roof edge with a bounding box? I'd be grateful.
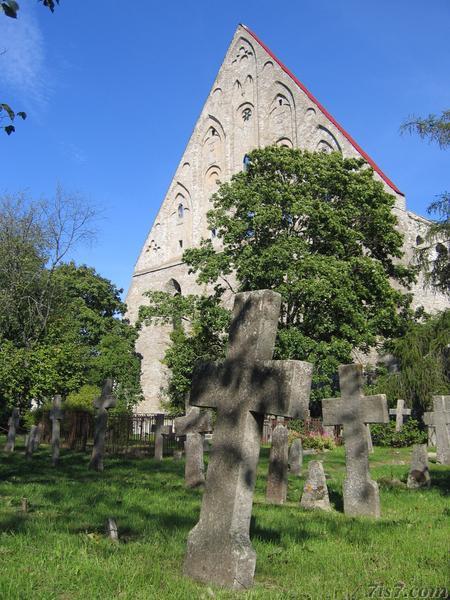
[240,24,404,197]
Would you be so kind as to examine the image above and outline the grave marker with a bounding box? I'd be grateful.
[288,437,303,477]
[266,423,288,504]
[25,424,42,458]
[322,364,388,518]
[389,399,411,432]
[174,407,212,488]
[89,379,116,471]
[4,408,19,453]
[423,396,450,465]
[153,413,165,461]
[50,395,63,466]
[300,460,331,511]
[407,444,431,489]
[183,290,312,589]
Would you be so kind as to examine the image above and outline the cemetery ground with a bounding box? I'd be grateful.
[0,440,448,600]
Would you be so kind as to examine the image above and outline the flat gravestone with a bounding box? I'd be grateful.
[184,290,312,589]
[389,399,411,432]
[423,396,450,465]
[4,408,19,453]
[407,444,431,489]
[288,437,303,477]
[89,379,116,471]
[154,414,165,461]
[322,364,388,518]
[175,407,212,488]
[300,460,331,511]
[50,395,63,466]
[266,423,288,504]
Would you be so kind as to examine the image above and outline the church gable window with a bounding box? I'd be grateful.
[178,203,184,219]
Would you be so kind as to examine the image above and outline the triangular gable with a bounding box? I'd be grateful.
[242,24,403,196]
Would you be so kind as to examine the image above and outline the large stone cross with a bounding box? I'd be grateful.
[89,379,116,471]
[175,406,213,488]
[4,407,19,453]
[389,398,411,432]
[423,396,450,465]
[184,290,313,589]
[322,364,388,518]
[50,395,63,466]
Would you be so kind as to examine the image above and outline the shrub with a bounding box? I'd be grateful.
[370,418,427,447]
[65,385,100,414]
[288,428,336,451]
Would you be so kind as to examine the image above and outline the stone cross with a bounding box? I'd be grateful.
[322,364,388,518]
[423,396,450,465]
[184,290,312,589]
[174,407,212,488]
[288,437,303,476]
[300,460,331,511]
[4,407,19,453]
[153,413,165,461]
[50,395,63,466]
[266,423,289,504]
[89,379,116,471]
[389,399,411,432]
[407,444,431,489]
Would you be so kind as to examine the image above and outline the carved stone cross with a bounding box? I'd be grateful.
[423,396,450,465]
[184,290,312,589]
[50,395,63,466]
[4,407,19,453]
[389,398,411,432]
[175,406,212,488]
[322,364,388,518]
[89,379,116,471]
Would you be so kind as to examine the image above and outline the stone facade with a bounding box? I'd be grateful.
[126,25,449,414]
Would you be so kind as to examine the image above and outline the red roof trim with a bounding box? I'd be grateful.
[241,24,404,196]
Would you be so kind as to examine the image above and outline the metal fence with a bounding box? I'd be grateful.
[22,411,338,455]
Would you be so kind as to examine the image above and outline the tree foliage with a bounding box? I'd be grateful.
[0,191,141,419]
[401,110,450,149]
[367,310,449,414]
[138,292,229,415]
[401,109,449,295]
[142,147,415,412]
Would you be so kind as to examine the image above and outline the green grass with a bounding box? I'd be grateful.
[0,439,448,599]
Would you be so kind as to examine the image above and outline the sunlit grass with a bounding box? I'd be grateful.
[0,439,448,599]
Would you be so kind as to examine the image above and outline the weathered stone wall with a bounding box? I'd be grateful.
[126,25,449,413]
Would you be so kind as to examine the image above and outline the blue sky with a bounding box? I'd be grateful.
[1,0,449,297]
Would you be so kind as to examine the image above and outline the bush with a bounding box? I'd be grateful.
[288,428,336,451]
[370,418,427,447]
[65,385,100,414]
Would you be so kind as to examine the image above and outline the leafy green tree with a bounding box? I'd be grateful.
[401,109,449,295]
[367,310,449,414]
[138,292,229,415]
[0,193,141,419]
[142,147,415,413]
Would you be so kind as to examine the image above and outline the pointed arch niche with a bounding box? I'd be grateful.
[316,125,341,154]
[201,116,225,172]
[267,82,296,147]
[164,183,193,259]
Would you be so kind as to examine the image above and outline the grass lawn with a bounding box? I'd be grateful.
[0,438,448,599]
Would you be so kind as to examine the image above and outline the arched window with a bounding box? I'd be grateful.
[243,154,251,171]
[178,203,184,219]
